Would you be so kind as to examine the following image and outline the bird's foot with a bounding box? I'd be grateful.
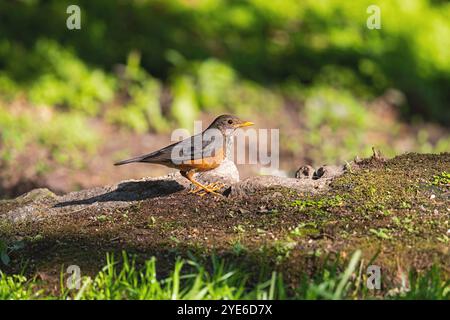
[189,182,226,197]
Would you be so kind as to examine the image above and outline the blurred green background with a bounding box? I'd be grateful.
[0,0,449,197]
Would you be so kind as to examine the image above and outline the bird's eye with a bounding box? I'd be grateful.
[228,119,233,124]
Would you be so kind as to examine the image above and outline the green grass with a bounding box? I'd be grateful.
[0,251,448,300]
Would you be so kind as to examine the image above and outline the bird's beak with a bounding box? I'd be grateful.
[238,121,254,128]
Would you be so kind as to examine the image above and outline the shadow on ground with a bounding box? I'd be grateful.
[54,180,185,207]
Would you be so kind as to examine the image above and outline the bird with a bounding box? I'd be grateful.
[114,115,254,195]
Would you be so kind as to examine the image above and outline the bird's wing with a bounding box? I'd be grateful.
[140,131,223,163]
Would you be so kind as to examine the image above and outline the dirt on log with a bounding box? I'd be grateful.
[0,152,449,293]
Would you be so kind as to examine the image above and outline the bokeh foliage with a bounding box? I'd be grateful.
[1,0,449,122]
[0,0,449,171]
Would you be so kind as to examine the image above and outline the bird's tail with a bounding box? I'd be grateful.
[114,155,147,166]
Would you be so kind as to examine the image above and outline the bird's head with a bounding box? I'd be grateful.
[207,114,254,133]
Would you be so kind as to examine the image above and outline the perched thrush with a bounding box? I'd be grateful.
[114,115,254,195]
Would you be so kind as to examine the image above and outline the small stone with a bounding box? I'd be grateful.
[272,192,283,198]
[238,208,250,214]
[258,206,269,214]
[430,194,435,200]
[295,165,315,179]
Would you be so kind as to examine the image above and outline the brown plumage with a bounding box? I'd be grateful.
[115,115,253,195]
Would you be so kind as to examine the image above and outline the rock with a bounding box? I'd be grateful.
[0,159,347,222]
[0,187,55,207]
[313,165,345,180]
[15,188,56,202]
[195,159,239,185]
[230,172,340,197]
[0,157,348,222]
[295,165,315,179]
[295,164,345,180]
[259,167,289,177]
[0,160,240,223]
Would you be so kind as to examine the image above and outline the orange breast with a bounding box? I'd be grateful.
[177,147,225,172]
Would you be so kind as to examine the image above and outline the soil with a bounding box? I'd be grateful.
[0,152,448,295]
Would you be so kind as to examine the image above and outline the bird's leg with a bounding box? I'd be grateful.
[181,171,223,196]
[190,181,226,195]
[207,181,226,191]
[196,182,226,196]
[188,184,204,194]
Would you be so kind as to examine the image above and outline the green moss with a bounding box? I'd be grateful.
[290,222,321,238]
[431,171,450,187]
[291,195,344,210]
